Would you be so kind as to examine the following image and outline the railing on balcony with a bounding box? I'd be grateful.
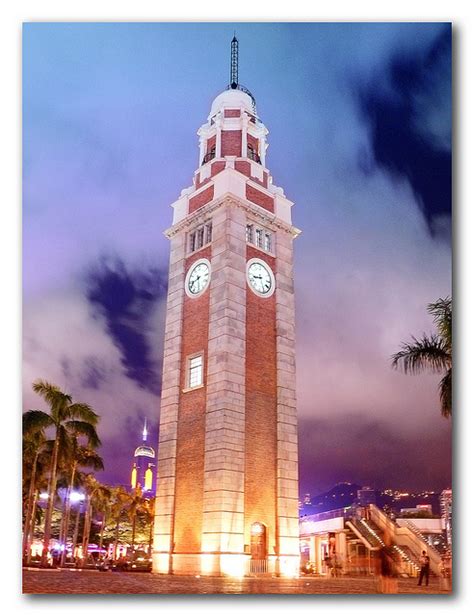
[202,151,216,165]
[247,149,261,164]
[300,506,356,525]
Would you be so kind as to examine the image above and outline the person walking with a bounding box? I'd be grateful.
[417,550,430,586]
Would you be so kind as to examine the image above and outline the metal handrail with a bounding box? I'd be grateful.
[202,152,215,165]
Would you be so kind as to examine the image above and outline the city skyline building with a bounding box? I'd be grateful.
[152,37,300,576]
[130,419,156,495]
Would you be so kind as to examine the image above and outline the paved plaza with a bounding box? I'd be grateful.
[23,569,451,595]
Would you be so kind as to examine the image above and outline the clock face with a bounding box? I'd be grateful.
[247,259,275,297]
[186,259,211,297]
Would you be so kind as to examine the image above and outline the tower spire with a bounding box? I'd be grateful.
[230,34,239,89]
[142,418,148,442]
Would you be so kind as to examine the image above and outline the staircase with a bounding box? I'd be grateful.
[405,520,444,556]
[368,505,442,575]
[348,516,419,577]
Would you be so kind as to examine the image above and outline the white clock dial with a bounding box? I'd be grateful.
[185,259,211,297]
[247,259,275,297]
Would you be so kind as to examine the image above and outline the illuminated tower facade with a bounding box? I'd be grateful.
[153,38,300,576]
[131,419,156,495]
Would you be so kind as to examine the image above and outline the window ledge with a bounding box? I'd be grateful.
[246,241,274,257]
[182,384,205,394]
[187,241,212,257]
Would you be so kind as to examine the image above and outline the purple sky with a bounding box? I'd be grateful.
[23,23,451,496]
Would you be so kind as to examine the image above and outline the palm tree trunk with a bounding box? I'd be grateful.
[98,511,106,552]
[41,432,60,567]
[71,505,81,565]
[26,490,39,565]
[22,451,39,560]
[58,493,67,546]
[81,498,92,564]
[131,514,136,551]
[59,463,77,567]
[113,520,120,560]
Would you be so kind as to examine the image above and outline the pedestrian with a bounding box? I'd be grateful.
[417,550,430,586]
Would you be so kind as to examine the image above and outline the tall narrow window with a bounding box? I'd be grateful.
[188,354,203,388]
[206,222,213,244]
[255,228,263,249]
[246,224,253,243]
[264,233,272,252]
[197,227,204,249]
[189,231,196,253]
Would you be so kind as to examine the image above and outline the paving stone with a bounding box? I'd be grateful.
[22,569,451,595]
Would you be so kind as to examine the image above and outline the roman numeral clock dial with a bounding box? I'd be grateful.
[246,258,275,297]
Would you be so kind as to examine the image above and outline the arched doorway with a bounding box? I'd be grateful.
[250,522,267,573]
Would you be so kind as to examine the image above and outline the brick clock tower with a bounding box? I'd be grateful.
[153,38,300,577]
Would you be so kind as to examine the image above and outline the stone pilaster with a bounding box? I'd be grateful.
[274,228,300,575]
[152,232,186,574]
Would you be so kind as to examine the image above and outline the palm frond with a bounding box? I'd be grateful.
[391,334,451,374]
[65,420,101,448]
[67,403,99,425]
[77,447,104,471]
[22,410,54,435]
[32,380,72,415]
[428,297,452,349]
[439,367,452,418]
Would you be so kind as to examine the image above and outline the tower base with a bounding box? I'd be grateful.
[152,552,300,577]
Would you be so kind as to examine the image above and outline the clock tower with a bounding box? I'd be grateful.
[153,38,300,577]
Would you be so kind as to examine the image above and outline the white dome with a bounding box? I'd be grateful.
[209,88,254,118]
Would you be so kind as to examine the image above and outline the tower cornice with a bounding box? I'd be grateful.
[164,194,301,240]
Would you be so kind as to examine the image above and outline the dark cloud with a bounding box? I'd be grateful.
[79,355,108,390]
[298,414,452,495]
[358,27,451,236]
[86,257,167,394]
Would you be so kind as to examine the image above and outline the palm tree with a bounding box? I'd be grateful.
[126,486,145,551]
[109,486,130,560]
[22,416,46,560]
[391,296,452,418]
[59,444,103,567]
[24,379,100,566]
[22,417,51,563]
[93,484,113,554]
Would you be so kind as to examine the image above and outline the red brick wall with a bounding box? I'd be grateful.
[246,184,274,213]
[244,246,277,556]
[211,161,226,177]
[174,247,211,553]
[224,109,240,118]
[189,185,214,214]
[221,130,242,156]
[235,160,251,178]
